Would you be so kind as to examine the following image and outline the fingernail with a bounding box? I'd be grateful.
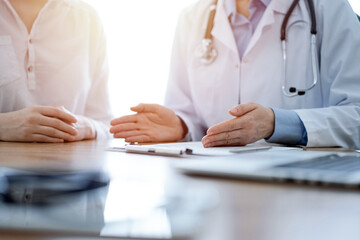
[72,127,79,135]
[204,142,212,148]
[229,108,237,114]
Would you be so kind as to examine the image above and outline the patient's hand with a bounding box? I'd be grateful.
[0,106,95,143]
[110,104,187,143]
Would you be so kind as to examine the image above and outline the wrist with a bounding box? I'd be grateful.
[177,116,188,140]
[85,118,97,140]
[0,113,4,141]
[77,116,97,140]
[0,112,11,141]
[265,108,275,139]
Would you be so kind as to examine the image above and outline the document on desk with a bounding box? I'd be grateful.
[107,141,302,157]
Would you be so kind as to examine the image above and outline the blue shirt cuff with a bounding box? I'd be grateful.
[266,108,308,146]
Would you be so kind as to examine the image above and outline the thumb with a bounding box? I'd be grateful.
[229,103,257,117]
[130,103,159,113]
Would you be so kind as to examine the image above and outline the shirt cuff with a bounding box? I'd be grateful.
[88,118,112,139]
[266,108,308,146]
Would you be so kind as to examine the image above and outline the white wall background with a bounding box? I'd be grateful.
[84,0,195,118]
[84,0,360,118]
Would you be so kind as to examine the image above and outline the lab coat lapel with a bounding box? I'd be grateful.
[243,0,300,58]
[211,0,238,54]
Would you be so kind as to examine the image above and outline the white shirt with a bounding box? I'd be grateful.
[0,0,112,139]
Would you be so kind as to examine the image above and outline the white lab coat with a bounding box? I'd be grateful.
[164,0,360,148]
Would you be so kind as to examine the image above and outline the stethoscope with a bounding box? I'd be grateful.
[195,0,319,97]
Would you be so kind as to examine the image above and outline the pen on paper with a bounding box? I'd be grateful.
[228,146,272,153]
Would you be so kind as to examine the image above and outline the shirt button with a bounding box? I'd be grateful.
[28,66,33,72]
[235,64,239,68]
[29,39,32,44]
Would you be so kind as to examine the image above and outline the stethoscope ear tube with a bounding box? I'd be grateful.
[281,0,318,97]
[281,0,300,41]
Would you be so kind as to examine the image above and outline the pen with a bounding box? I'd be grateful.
[229,146,272,153]
[125,145,185,157]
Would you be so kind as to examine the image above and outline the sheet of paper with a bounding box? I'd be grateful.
[106,140,303,156]
[147,141,302,156]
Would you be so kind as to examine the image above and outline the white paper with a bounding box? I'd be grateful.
[147,141,302,156]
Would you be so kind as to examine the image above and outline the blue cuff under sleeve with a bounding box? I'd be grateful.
[266,108,308,146]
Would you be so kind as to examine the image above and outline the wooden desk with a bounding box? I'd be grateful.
[0,140,360,240]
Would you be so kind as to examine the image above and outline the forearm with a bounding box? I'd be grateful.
[0,112,12,141]
[266,109,308,146]
[295,106,360,149]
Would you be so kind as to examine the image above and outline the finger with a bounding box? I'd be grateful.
[110,115,138,125]
[113,130,144,139]
[36,106,77,123]
[36,125,76,142]
[229,102,257,117]
[207,118,244,136]
[30,134,65,143]
[202,130,242,145]
[110,123,139,133]
[39,116,78,136]
[130,103,159,113]
[203,137,248,148]
[56,106,79,125]
[125,135,152,143]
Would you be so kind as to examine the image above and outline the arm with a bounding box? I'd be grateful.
[164,9,208,141]
[294,0,360,149]
[82,9,113,139]
[266,109,308,146]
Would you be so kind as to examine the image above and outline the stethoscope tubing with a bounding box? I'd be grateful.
[198,0,319,97]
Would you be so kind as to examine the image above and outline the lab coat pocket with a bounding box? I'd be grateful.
[0,36,21,87]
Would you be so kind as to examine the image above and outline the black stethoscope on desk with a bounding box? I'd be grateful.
[195,0,319,97]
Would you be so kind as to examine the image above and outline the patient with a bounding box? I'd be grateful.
[0,0,112,142]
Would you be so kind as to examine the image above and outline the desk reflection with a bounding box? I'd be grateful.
[0,170,214,240]
[0,187,107,234]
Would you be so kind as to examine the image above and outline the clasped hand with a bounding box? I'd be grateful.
[0,106,95,143]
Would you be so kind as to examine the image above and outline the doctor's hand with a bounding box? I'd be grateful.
[110,104,188,143]
[202,103,275,147]
[0,106,80,143]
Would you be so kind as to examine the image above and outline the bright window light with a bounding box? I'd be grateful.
[84,0,195,118]
[349,0,360,14]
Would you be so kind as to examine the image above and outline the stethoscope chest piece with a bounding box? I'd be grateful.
[195,38,218,65]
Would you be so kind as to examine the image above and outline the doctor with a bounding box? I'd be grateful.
[110,0,360,149]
